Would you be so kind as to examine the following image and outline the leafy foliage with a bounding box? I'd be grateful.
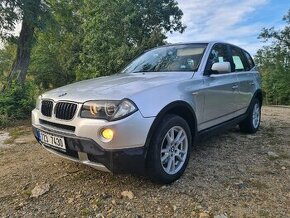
[0,0,19,40]
[29,0,82,89]
[0,0,50,41]
[0,43,16,88]
[76,0,185,80]
[0,0,186,125]
[0,81,39,126]
[255,10,290,105]
[0,0,51,86]
[26,0,186,85]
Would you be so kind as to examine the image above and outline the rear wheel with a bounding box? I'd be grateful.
[147,115,191,184]
[239,98,261,133]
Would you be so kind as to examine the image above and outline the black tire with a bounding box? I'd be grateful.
[239,98,261,133]
[147,114,192,184]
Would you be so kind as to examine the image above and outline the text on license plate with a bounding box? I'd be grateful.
[38,131,66,150]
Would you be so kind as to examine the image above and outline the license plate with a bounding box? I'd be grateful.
[38,131,66,150]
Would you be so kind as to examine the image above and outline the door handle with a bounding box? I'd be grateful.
[250,82,255,86]
[232,84,239,90]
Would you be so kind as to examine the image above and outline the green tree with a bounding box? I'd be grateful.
[0,43,16,88]
[255,9,290,105]
[29,0,83,89]
[77,0,185,80]
[0,0,49,86]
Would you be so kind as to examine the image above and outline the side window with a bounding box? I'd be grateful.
[206,44,231,73]
[243,51,255,70]
[230,46,249,72]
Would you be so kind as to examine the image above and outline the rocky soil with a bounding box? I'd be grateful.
[0,106,289,217]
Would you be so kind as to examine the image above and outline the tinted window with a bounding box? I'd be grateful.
[243,51,255,70]
[209,44,230,63]
[206,44,232,73]
[229,46,251,72]
[121,44,207,73]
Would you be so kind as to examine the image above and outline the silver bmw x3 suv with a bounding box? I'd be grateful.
[32,42,262,184]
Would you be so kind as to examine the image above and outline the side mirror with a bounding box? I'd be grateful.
[211,62,231,74]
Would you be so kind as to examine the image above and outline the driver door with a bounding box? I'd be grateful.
[200,43,239,130]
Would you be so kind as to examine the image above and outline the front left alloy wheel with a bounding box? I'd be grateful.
[147,114,191,184]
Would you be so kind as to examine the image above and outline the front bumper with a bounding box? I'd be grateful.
[32,108,155,174]
[32,126,147,174]
[32,108,154,150]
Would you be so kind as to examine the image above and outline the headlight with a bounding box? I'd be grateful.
[80,99,138,121]
[36,95,42,110]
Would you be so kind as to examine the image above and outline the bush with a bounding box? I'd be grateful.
[0,113,10,128]
[0,81,39,127]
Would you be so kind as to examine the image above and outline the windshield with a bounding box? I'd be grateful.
[121,43,207,73]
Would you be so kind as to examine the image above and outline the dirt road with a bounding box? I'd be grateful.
[0,106,289,217]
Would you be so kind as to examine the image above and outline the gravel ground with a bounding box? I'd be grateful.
[0,106,289,218]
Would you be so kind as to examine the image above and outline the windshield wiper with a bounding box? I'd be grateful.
[131,70,150,73]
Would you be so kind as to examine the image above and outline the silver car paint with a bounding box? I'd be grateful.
[41,72,194,102]
[32,41,261,151]
[32,108,154,150]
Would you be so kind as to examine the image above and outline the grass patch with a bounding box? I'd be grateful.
[21,189,32,197]
[0,118,31,130]
[3,138,14,145]
[8,128,29,138]
[258,210,270,217]
[268,155,280,161]
[249,180,268,190]
[268,151,290,161]
[74,172,88,180]
[80,208,91,216]
[279,152,290,159]
[264,126,275,138]
[92,198,103,208]
[0,114,12,128]
[3,126,31,144]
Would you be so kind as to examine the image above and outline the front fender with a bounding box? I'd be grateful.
[130,79,201,118]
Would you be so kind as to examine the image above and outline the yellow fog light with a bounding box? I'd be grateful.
[101,128,114,141]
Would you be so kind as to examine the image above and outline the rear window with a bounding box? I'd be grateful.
[243,51,255,70]
[232,56,244,71]
[230,46,251,72]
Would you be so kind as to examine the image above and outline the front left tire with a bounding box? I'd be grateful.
[147,114,192,184]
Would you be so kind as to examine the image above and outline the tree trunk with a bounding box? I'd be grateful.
[8,18,34,84]
[3,0,42,90]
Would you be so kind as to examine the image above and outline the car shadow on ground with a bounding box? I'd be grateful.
[74,125,246,188]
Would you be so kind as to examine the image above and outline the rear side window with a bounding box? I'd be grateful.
[229,46,250,72]
[243,51,255,70]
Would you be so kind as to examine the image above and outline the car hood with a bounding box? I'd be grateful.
[42,72,194,102]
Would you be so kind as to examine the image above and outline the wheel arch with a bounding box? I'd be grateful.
[144,101,198,154]
[254,89,263,106]
[245,89,263,116]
